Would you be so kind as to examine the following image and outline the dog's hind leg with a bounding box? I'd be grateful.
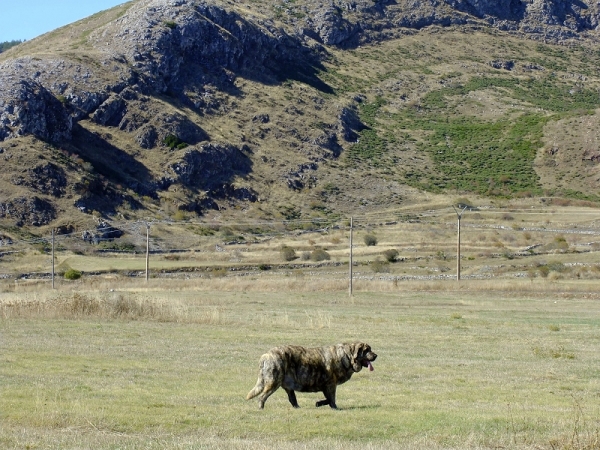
[257,381,279,409]
[284,388,300,408]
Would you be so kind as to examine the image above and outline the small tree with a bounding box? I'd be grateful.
[364,234,378,246]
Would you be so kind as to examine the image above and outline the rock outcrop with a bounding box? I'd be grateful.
[171,143,252,189]
[11,163,67,197]
[0,196,56,227]
[0,75,72,143]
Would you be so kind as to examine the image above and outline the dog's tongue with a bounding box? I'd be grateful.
[368,361,374,371]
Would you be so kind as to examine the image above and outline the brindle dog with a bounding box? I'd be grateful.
[246,342,377,409]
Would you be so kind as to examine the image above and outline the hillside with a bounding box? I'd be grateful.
[1,0,600,238]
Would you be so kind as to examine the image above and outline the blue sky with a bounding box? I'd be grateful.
[0,1,127,42]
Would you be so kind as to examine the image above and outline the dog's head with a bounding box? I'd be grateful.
[350,342,377,372]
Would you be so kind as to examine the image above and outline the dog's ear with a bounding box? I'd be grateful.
[352,342,364,361]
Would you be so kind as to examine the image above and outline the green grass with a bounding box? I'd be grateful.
[2,286,600,449]
[413,113,547,195]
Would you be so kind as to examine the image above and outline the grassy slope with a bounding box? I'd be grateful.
[325,29,600,200]
[1,284,600,449]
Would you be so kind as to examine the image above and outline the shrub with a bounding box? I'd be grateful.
[173,209,187,221]
[98,242,136,252]
[310,249,331,262]
[210,268,227,278]
[364,234,378,246]
[64,269,82,280]
[258,264,271,271]
[280,245,297,262]
[163,134,188,149]
[372,259,390,273]
[383,249,399,262]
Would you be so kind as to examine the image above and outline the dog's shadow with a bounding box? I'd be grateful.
[338,403,381,411]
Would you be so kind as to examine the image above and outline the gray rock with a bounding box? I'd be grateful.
[171,143,252,189]
[0,196,57,226]
[310,6,361,45]
[0,75,72,143]
[489,59,515,70]
[135,124,159,149]
[91,95,127,126]
[339,106,367,142]
[11,163,67,197]
[81,222,124,245]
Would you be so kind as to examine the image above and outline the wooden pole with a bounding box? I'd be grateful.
[51,228,55,289]
[453,206,468,282]
[457,214,461,281]
[349,217,353,297]
[145,223,150,282]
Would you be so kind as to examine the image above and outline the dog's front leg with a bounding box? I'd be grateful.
[315,386,337,409]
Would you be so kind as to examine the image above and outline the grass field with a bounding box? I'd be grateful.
[1,279,600,449]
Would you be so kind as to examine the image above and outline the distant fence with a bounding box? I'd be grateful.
[2,207,600,286]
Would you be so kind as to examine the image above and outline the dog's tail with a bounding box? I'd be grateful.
[247,358,267,400]
[246,378,264,400]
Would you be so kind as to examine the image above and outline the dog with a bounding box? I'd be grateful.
[246,342,377,409]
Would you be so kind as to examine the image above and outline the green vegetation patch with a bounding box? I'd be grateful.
[415,114,547,195]
[345,69,600,196]
[346,97,391,165]
[0,40,24,53]
[163,134,188,150]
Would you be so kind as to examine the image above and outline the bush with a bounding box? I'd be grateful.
[163,134,188,149]
[372,259,390,273]
[98,242,136,252]
[280,245,297,262]
[364,234,378,246]
[310,249,331,262]
[64,269,82,280]
[383,249,399,263]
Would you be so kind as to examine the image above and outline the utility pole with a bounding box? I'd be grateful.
[453,205,468,281]
[349,217,353,297]
[145,223,150,282]
[51,228,55,289]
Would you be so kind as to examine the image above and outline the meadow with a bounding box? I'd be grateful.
[1,278,600,449]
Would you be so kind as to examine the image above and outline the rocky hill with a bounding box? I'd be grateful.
[1,0,600,233]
